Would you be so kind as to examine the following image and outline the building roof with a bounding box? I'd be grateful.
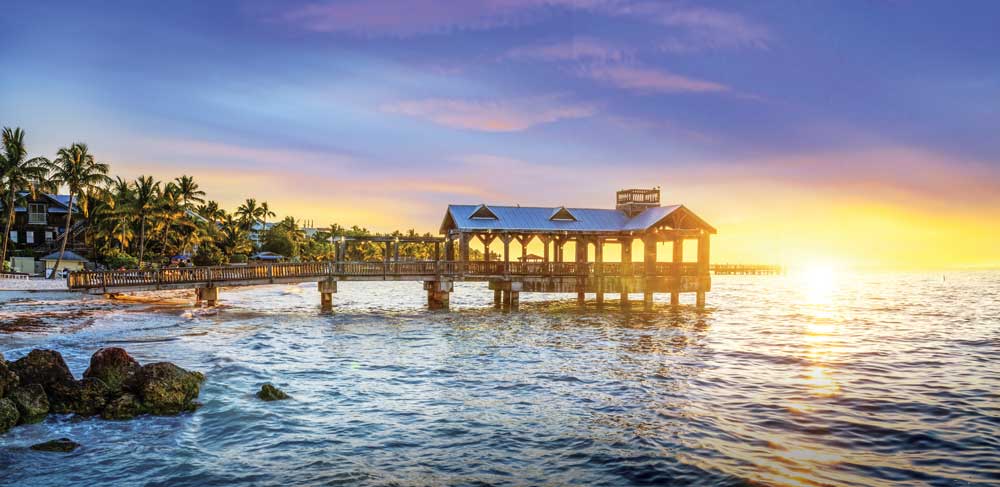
[5,193,81,214]
[441,204,716,234]
[40,250,89,262]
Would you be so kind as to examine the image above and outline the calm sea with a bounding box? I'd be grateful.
[1,271,998,486]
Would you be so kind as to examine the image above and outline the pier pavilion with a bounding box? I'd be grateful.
[67,188,716,310]
[438,188,716,310]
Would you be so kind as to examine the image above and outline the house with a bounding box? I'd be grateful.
[2,193,86,256]
[250,251,284,262]
[40,250,89,273]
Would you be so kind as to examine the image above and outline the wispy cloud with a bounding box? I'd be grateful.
[279,0,611,36]
[579,64,730,94]
[381,95,597,131]
[503,37,632,62]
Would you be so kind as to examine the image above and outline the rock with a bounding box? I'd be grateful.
[102,393,144,420]
[0,398,19,433]
[83,347,140,393]
[136,362,204,415]
[0,356,19,398]
[30,438,79,452]
[256,383,290,401]
[10,349,76,406]
[9,384,49,424]
[64,378,111,416]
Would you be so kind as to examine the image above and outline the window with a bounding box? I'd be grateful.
[8,231,16,243]
[28,203,46,224]
[26,232,35,244]
[45,231,54,242]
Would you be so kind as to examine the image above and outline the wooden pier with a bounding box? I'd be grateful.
[710,264,784,275]
[67,188,718,311]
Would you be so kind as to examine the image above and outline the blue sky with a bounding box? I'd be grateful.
[3,1,999,266]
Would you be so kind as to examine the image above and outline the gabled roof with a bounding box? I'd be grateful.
[549,206,577,221]
[620,205,717,233]
[469,204,499,219]
[41,250,88,262]
[441,203,715,234]
[5,193,81,213]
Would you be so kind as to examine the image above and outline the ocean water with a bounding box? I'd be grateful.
[0,271,997,486]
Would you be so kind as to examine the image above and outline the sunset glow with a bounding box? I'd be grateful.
[4,1,998,269]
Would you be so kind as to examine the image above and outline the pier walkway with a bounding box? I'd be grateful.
[67,187,718,311]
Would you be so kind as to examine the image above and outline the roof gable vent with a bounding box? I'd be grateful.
[469,204,499,220]
[549,206,577,222]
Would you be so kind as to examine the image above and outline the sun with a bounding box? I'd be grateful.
[794,260,840,305]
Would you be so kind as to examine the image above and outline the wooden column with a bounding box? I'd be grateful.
[595,238,604,308]
[482,234,496,262]
[671,236,683,306]
[697,232,710,308]
[643,237,656,310]
[445,237,454,261]
[502,234,511,274]
[459,233,469,275]
[576,238,586,306]
[541,236,550,262]
[621,237,632,310]
[434,241,441,261]
[393,241,400,261]
[494,289,502,309]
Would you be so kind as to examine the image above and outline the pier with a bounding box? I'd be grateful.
[711,264,784,275]
[67,188,717,310]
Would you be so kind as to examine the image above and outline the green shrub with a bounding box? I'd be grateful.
[229,253,248,264]
[193,246,226,266]
[103,250,139,269]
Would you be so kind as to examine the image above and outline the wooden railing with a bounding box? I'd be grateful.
[67,260,706,290]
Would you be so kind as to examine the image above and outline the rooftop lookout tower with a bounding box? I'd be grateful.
[616,187,661,217]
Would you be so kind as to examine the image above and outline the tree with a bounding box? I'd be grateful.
[174,175,205,208]
[260,201,275,230]
[131,175,160,266]
[218,213,251,257]
[236,198,263,231]
[196,200,224,222]
[45,143,111,277]
[0,127,50,266]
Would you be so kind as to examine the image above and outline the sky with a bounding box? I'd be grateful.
[2,1,999,269]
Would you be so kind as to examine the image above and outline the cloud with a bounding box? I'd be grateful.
[279,0,612,36]
[381,95,598,131]
[579,64,730,93]
[503,37,632,62]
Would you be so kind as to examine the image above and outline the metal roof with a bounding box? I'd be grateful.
[41,250,89,262]
[442,204,715,234]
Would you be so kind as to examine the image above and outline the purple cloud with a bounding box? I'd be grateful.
[381,95,598,131]
[503,37,632,62]
[579,64,730,93]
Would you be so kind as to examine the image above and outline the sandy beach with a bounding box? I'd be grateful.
[0,278,69,292]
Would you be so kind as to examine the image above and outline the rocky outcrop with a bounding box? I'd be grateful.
[0,348,205,436]
[257,383,290,401]
[102,393,143,420]
[0,356,19,398]
[30,438,80,452]
[83,347,140,393]
[9,350,75,404]
[136,363,205,415]
[9,383,49,424]
[0,398,19,433]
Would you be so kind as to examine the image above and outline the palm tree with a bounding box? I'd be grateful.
[260,201,276,230]
[0,128,50,267]
[45,143,110,277]
[174,175,205,208]
[196,200,224,222]
[218,214,251,257]
[236,198,263,231]
[131,175,160,266]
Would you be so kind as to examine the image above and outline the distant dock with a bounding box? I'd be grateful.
[710,264,784,275]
